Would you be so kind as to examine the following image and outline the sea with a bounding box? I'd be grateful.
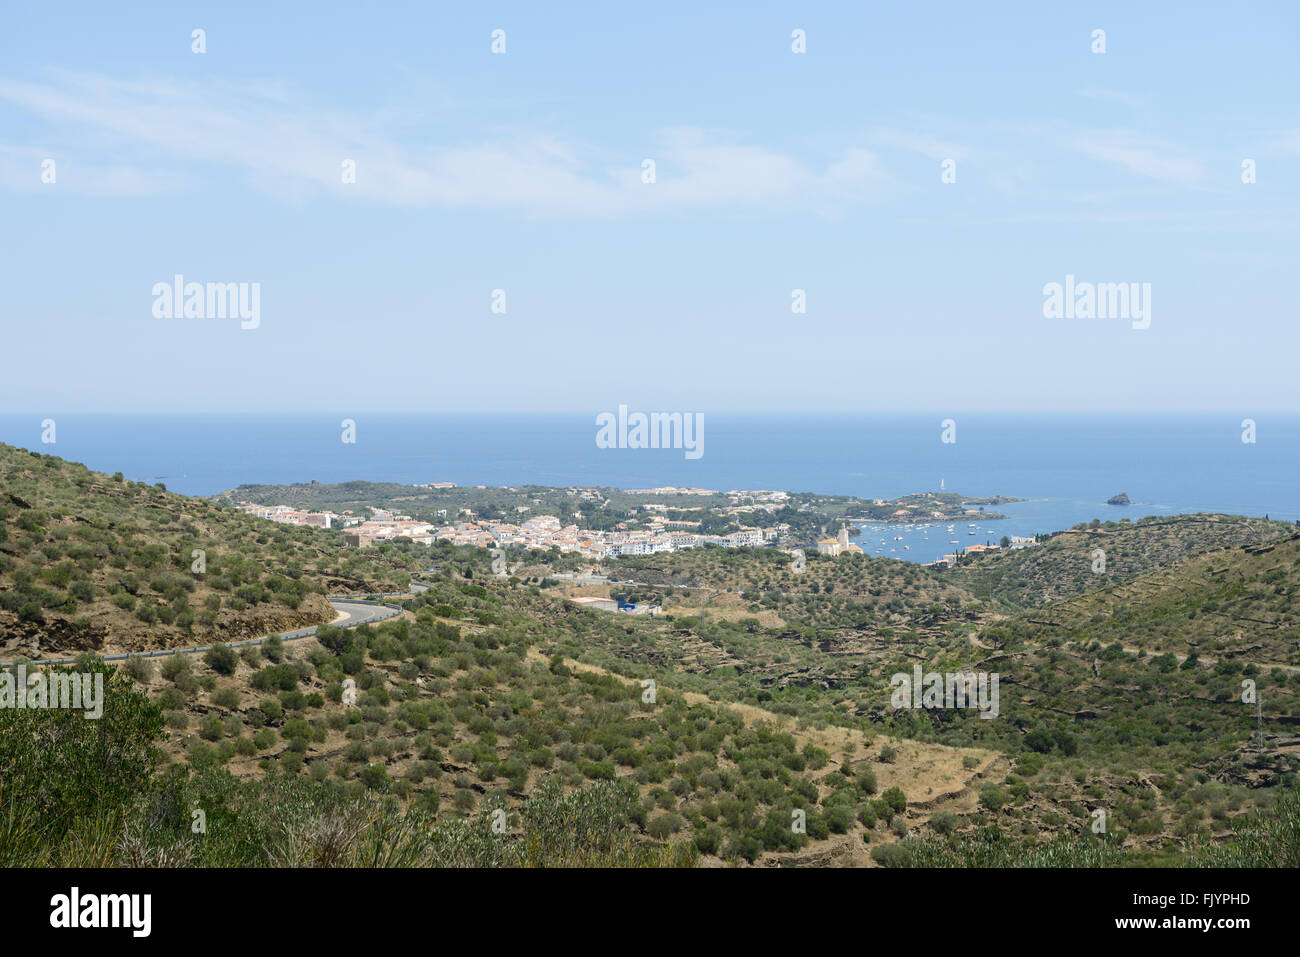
[2,413,1295,566]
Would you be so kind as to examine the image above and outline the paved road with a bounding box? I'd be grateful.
[0,594,407,667]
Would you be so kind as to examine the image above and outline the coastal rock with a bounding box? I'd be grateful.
[1107,492,1131,506]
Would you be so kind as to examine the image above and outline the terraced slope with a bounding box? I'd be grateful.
[0,444,424,659]
[952,514,1291,608]
[1027,531,1300,666]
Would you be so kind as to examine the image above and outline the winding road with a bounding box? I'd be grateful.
[1,592,414,668]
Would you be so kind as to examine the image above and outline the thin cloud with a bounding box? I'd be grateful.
[873,128,970,162]
[1074,131,1205,187]
[0,73,893,216]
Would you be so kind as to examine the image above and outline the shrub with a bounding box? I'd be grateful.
[930,811,959,836]
[203,644,239,676]
[647,813,684,839]
[160,655,190,682]
[210,687,241,709]
[199,716,225,741]
[980,784,1009,812]
[855,766,878,795]
[871,843,912,868]
[120,655,154,683]
[251,664,299,692]
[881,786,907,815]
[825,804,855,834]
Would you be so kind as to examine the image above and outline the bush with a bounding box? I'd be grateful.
[647,813,684,839]
[871,843,912,868]
[251,664,299,692]
[980,784,1008,812]
[120,655,154,683]
[210,687,241,709]
[360,764,391,791]
[726,834,762,863]
[203,644,239,676]
[930,811,960,836]
[1024,729,1055,754]
[855,766,878,795]
[825,804,855,834]
[694,825,723,855]
[160,655,190,682]
[881,786,907,815]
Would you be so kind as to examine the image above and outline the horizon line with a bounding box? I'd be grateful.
[2,409,1295,417]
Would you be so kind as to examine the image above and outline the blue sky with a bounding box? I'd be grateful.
[1,0,1297,413]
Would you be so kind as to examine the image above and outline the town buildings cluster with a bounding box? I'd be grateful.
[235,503,335,528]
[435,513,784,557]
[235,500,787,557]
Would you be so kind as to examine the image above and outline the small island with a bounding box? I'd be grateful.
[1107,492,1131,506]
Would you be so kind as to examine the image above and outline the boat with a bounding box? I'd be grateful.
[949,540,959,544]
[969,530,976,535]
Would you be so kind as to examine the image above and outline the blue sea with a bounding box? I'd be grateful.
[2,413,1295,565]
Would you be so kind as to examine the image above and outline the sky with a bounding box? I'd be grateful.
[1,0,1297,414]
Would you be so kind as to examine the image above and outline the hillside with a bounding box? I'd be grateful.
[610,546,983,634]
[0,444,424,660]
[1027,530,1300,666]
[5,455,1299,867]
[109,544,1300,866]
[113,593,994,868]
[553,529,1300,856]
[952,514,1292,608]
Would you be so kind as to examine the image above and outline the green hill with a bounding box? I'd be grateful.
[5,453,1299,868]
[951,514,1291,608]
[0,444,423,660]
[1026,530,1300,666]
